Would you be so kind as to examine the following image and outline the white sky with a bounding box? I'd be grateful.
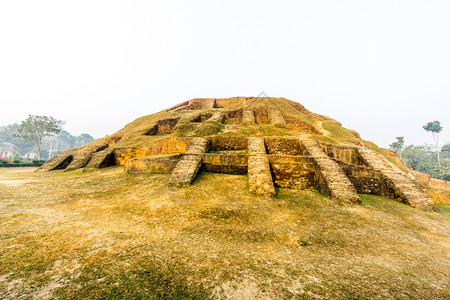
[0,0,449,148]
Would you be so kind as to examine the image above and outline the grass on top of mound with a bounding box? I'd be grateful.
[321,121,360,144]
[0,167,449,299]
[94,97,375,148]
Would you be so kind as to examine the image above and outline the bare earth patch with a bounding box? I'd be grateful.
[0,168,35,187]
[0,167,449,299]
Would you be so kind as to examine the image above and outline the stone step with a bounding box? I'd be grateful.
[247,137,275,196]
[301,140,328,158]
[248,137,267,155]
[242,108,255,124]
[210,111,225,123]
[39,153,75,171]
[186,138,209,154]
[269,110,287,128]
[83,148,116,169]
[65,155,91,171]
[357,147,437,210]
[168,138,208,187]
[248,156,276,196]
[168,155,202,187]
[64,145,108,171]
[302,140,361,204]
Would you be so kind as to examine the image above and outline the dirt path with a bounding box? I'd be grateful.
[316,121,330,136]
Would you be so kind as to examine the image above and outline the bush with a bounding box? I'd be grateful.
[32,160,46,166]
[0,160,8,167]
[3,163,18,168]
[1,162,34,168]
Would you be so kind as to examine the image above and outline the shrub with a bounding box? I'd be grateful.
[32,160,46,166]
[3,162,34,167]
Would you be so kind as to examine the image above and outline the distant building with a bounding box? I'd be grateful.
[0,143,38,159]
[0,141,15,158]
[23,152,38,159]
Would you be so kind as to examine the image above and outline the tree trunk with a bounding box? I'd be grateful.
[37,139,41,161]
[437,148,441,179]
[433,132,441,179]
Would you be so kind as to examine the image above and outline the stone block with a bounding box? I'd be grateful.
[265,137,302,155]
[125,154,182,173]
[210,136,247,151]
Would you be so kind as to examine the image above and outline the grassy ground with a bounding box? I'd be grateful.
[0,168,449,299]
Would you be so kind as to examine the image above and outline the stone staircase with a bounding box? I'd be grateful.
[242,108,255,124]
[302,140,361,204]
[84,148,116,169]
[269,110,287,128]
[65,155,91,171]
[210,111,226,123]
[357,147,437,210]
[168,138,209,187]
[247,138,276,196]
[37,150,72,171]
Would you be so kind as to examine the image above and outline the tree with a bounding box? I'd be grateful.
[15,115,63,160]
[56,130,76,149]
[10,153,22,162]
[423,120,443,178]
[441,143,450,159]
[0,123,35,155]
[76,133,95,147]
[389,137,405,160]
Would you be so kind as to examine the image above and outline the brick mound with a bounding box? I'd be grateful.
[39,97,438,211]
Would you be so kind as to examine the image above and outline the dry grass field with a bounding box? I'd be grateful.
[0,167,449,299]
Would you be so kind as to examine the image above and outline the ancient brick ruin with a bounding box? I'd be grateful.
[39,97,438,210]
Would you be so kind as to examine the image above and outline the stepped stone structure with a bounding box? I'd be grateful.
[247,138,276,196]
[168,138,208,187]
[302,140,361,204]
[39,97,438,210]
[357,147,437,209]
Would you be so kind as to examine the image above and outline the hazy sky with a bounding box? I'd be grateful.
[0,0,449,148]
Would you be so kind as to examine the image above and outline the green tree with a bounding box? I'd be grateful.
[389,137,405,160]
[441,143,450,159]
[401,144,450,181]
[403,145,430,170]
[15,115,63,160]
[423,120,443,178]
[10,153,22,163]
[441,144,450,181]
